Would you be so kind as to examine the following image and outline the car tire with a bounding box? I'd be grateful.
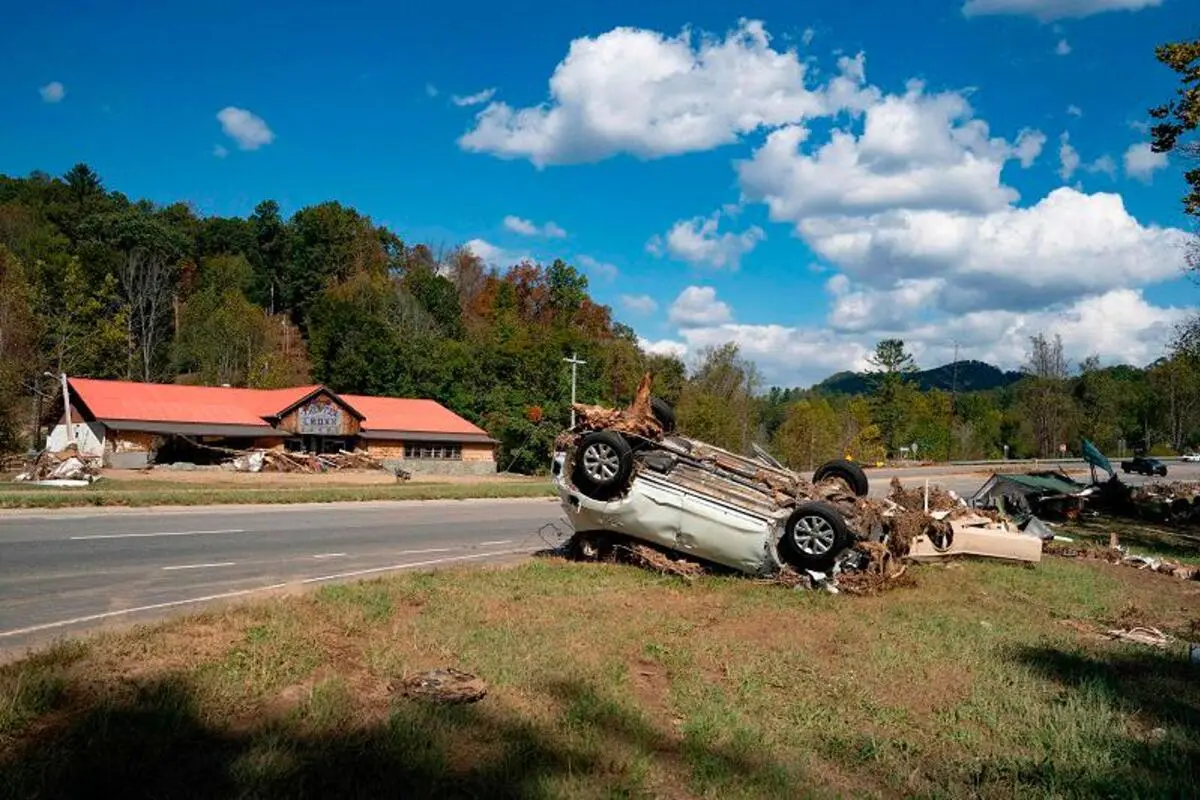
[650,397,676,434]
[781,502,853,571]
[572,431,634,501]
[812,459,869,497]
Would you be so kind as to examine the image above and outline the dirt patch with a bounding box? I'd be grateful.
[628,658,674,721]
[99,468,538,486]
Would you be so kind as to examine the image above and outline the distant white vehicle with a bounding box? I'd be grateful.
[1181,453,1200,463]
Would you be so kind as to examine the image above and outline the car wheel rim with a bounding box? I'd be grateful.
[793,515,836,556]
[583,443,620,483]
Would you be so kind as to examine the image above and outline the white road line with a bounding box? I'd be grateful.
[311,553,346,559]
[0,548,532,639]
[70,529,245,541]
[162,562,236,571]
[479,539,513,546]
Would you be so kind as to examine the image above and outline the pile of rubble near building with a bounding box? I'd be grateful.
[14,445,102,485]
[223,448,389,474]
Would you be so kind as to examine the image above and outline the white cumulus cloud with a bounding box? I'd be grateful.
[638,337,689,359]
[621,294,659,314]
[452,88,497,107]
[1067,104,1084,117]
[649,211,765,269]
[458,19,827,166]
[464,238,526,268]
[666,287,1184,387]
[503,215,567,237]
[962,0,1162,21]
[1124,142,1169,182]
[577,254,618,281]
[1014,128,1047,167]
[217,107,275,150]
[668,286,733,327]
[1085,153,1117,179]
[732,60,1189,320]
[39,81,65,103]
[1058,131,1081,180]
[1056,39,1072,55]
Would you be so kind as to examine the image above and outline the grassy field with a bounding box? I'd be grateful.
[0,479,555,508]
[2,545,1198,798]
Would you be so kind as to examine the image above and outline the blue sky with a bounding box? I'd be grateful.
[1,0,1194,386]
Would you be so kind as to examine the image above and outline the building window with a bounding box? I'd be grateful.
[404,441,462,460]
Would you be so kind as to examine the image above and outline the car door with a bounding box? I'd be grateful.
[621,471,684,551]
[676,489,773,574]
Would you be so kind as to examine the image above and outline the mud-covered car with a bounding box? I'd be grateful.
[552,390,873,576]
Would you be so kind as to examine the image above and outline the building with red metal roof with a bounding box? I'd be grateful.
[47,378,496,474]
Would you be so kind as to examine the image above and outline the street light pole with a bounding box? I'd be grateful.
[563,353,586,428]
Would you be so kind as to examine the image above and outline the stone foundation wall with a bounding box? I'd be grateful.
[382,458,497,477]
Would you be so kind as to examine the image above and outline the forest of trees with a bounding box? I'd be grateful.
[2,164,1200,473]
[0,165,696,472]
[0,37,1197,473]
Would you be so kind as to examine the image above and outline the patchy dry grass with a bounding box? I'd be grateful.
[1,553,1198,798]
[0,480,554,509]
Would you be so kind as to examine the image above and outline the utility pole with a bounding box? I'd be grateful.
[44,372,74,445]
[563,353,586,428]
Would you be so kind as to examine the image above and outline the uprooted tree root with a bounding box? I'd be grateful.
[623,543,708,580]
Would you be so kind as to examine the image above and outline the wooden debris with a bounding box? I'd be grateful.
[225,448,386,474]
[395,668,488,704]
[16,448,102,482]
[1106,627,1173,648]
[625,543,706,580]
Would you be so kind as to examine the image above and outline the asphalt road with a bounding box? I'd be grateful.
[0,498,565,656]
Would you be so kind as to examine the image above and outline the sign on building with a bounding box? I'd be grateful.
[297,400,343,435]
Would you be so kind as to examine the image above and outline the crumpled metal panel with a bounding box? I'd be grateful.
[675,490,776,574]
[660,462,780,518]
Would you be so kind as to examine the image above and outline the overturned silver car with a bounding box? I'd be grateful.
[552,382,876,576]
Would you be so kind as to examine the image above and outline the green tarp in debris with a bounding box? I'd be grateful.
[970,471,1088,522]
[992,472,1087,494]
[1081,438,1113,477]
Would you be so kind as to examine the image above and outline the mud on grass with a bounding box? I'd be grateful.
[2,557,1199,799]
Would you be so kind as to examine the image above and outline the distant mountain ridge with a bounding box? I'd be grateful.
[814,360,1023,395]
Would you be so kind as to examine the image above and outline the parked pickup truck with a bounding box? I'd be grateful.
[1121,456,1167,477]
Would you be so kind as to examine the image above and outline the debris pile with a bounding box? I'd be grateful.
[395,668,488,704]
[1045,539,1200,582]
[224,448,386,474]
[15,446,102,484]
[1125,482,1200,524]
[887,476,965,514]
[1106,627,1173,648]
[563,374,663,445]
[625,543,707,580]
